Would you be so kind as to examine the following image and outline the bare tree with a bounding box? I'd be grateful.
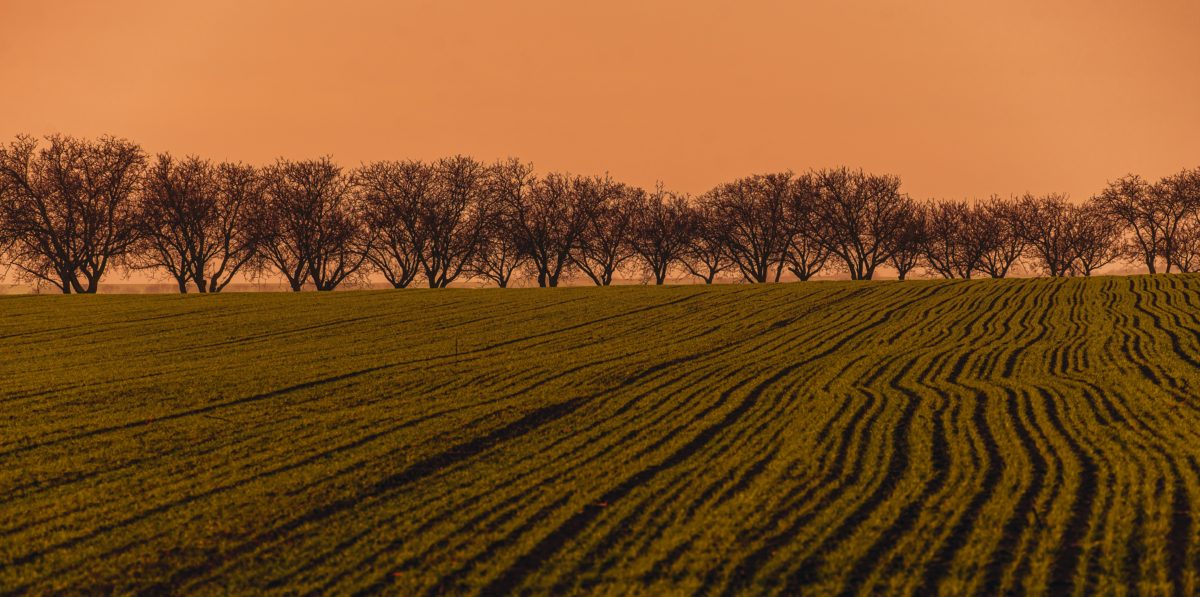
[681,199,730,284]
[629,183,691,285]
[0,134,144,293]
[1016,193,1078,277]
[356,160,430,289]
[976,195,1026,278]
[808,167,910,280]
[468,160,533,288]
[572,176,639,286]
[1169,216,1200,273]
[0,211,10,277]
[135,154,209,292]
[1071,202,1123,276]
[708,172,791,283]
[191,163,264,293]
[1094,174,1161,273]
[256,158,368,291]
[134,156,262,293]
[921,199,962,279]
[505,171,599,287]
[1155,168,1200,273]
[887,205,926,280]
[470,205,526,287]
[922,199,985,279]
[22,133,1200,293]
[784,174,830,281]
[413,156,493,288]
[1090,169,1198,276]
[253,164,308,291]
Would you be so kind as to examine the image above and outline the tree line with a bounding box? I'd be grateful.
[0,134,1198,293]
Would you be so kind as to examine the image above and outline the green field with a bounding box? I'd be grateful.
[4,277,1200,594]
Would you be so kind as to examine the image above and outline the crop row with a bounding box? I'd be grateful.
[3,276,1200,593]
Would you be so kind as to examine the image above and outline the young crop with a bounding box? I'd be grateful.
[3,277,1200,594]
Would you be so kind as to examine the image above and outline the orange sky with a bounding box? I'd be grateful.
[1,0,1198,201]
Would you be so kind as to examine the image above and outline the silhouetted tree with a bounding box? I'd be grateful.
[976,195,1026,278]
[630,183,691,285]
[681,199,729,284]
[135,154,210,292]
[1169,217,1200,273]
[135,156,262,293]
[888,206,926,280]
[13,133,1199,292]
[192,162,265,292]
[1094,174,1161,273]
[922,199,985,279]
[470,206,526,287]
[808,167,910,280]
[0,134,144,293]
[0,215,10,273]
[709,172,791,283]
[356,160,429,289]
[572,176,639,286]
[256,158,368,291]
[504,171,599,287]
[1016,193,1078,277]
[468,159,533,288]
[413,156,493,288]
[1154,168,1200,273]
[783,174,829,281]
[1071,202,1123,276]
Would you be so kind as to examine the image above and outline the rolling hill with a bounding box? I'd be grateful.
[4,276,1200,594]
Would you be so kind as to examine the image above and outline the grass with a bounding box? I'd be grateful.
[3,276,1200,594]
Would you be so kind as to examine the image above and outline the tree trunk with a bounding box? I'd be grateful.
[192,268,208,293]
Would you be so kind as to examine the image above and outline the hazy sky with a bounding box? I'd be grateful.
[2,0,1198,201]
